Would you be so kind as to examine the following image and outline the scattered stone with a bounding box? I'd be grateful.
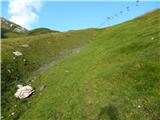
[39,85,46,91]
[10,24,13,28]
[14,27,26,33]
[11,112,15,116]
[8,69,11,73]
[138,105,141,108]
[23,59,26,62]
[13,51,23,56]
[14,84,34,99]
[21,44,29,48]
[151,37,154,40]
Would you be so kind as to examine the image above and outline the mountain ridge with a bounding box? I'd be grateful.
[1,17,28,33]
[1,17,60,38]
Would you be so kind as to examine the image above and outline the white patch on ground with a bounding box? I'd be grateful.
[13,51,23,56]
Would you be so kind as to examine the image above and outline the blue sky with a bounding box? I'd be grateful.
[1,0,159,31]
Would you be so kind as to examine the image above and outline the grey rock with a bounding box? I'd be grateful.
[39,85,46,91]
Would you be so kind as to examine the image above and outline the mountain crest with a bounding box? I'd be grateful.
[1,17,28,33]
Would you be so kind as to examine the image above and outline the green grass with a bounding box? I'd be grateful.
[1,27,58,38]
[28,28,59,36]
[1,9,160,120]
[1,28,26,38]
[1,28,99,119]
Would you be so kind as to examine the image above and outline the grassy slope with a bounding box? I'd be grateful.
[28,28,59,36]
[19,9,160,120]
[1,28,58,38]
[1,28,99,119]
[1,28,27,39]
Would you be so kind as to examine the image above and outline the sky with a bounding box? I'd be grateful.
[1,0,159,31]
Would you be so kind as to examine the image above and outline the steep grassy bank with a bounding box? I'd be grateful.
[19,9,160,120]
[1,28,99,119]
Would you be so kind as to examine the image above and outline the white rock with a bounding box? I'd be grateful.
[10,24,13,27]
[138,105,141,108]
[8,69,11,73]
[14,85,34,99]
[13,51,23,56]
[14,28,21,32]
[21,44,29,48]
[11,112,15,115]
[17,84,23,88]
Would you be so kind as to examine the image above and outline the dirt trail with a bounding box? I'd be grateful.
[27,46,84,82]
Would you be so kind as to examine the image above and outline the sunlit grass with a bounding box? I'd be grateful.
[1,9,160,120]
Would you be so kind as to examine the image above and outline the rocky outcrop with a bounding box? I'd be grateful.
[1,17,28,33]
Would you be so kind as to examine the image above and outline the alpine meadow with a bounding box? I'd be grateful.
[1,3,160,120]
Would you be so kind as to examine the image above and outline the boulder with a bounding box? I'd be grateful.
[14,84,34,99]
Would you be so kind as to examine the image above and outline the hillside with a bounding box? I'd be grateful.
[1,26,99,119]
[28,28,59,36]
[1,17,28,33]
[1,17,58,38]
[1,9,160,120]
